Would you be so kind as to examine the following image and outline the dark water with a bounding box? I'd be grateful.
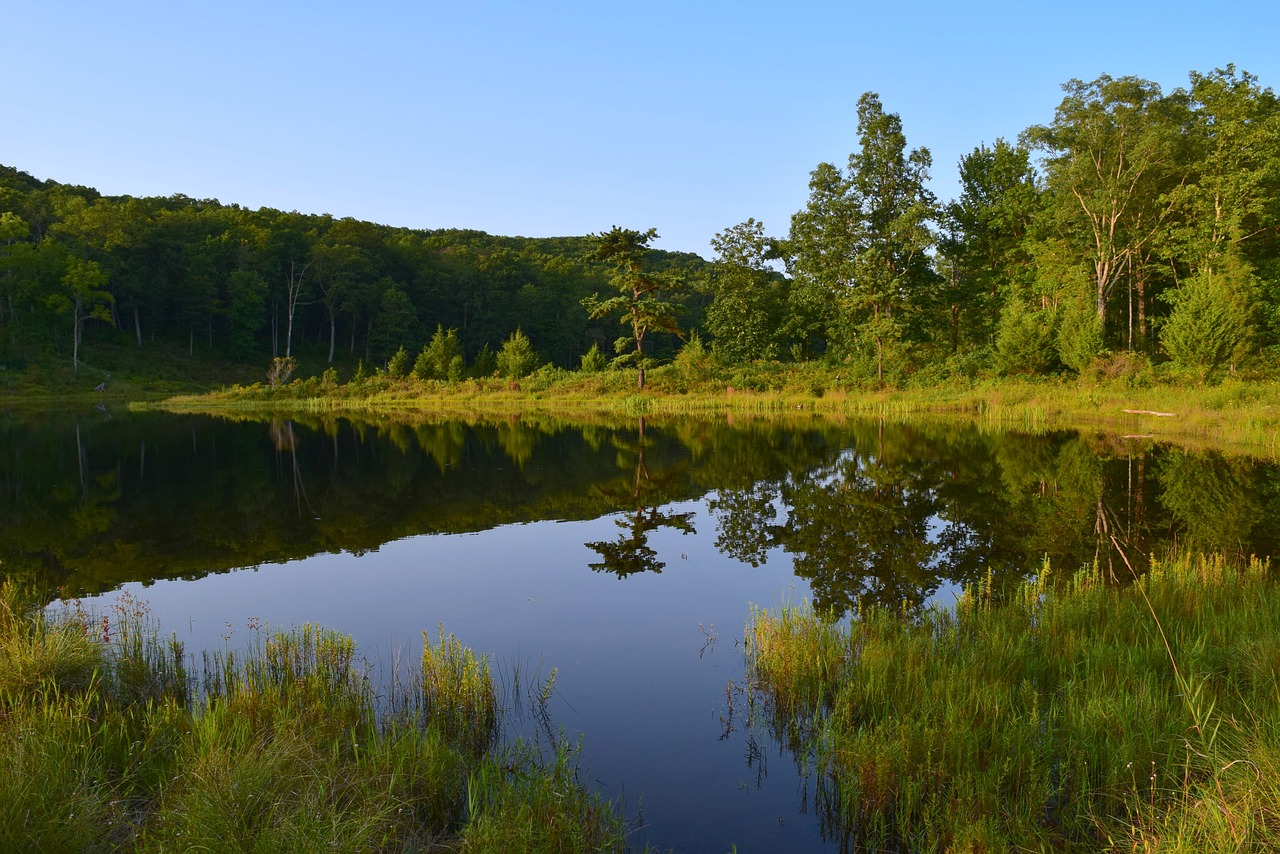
[3,407,1279,851]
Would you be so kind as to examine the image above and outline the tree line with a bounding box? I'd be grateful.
[2,65,1277,386]
[726,66,1280,382]
[0,170,711,379]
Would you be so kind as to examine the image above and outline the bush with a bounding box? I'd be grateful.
[579,343,608,373]
[996,304,1056,375]
[1161,266,1256,380]
[1057,301,1105,374]
[386,346,410,379]
[496,329,539,380]
[266,356,297,388]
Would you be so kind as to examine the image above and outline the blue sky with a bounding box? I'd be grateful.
[4,2,1277,256]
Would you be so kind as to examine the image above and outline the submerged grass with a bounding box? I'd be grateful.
[745,552,1280,851]
[0,582,628,852]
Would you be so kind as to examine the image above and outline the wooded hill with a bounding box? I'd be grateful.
[0,166,714,386]
[2,65,1278,389]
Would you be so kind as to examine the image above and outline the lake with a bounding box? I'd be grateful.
[2,406,1277,851]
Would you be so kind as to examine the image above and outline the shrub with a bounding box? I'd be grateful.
[496,329,539,380]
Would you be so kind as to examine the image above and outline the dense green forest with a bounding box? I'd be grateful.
[2,65,1277,390]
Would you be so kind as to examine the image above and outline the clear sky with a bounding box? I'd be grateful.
[3,1,1277,257]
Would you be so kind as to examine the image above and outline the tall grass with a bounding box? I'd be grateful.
[0,582,628,852]
[142,365,1280,459]
[745,553,1280,851]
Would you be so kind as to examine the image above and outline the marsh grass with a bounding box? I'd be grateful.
[420,625,499,758]
[0,582,627,852]
[142,365,1280,459]
[745,552,1280,851]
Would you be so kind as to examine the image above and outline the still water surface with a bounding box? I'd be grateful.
[2,408,1277,851]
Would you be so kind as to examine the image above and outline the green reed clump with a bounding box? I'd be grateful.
[0,582,103,701]
[0,583,625,852]
[421,625,499,757]
[746,553,1280,851]
[462,739,629,853]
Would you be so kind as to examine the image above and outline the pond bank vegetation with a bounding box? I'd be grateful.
[0,582,628,852]
[744,549,1280,851]
[143,361,1280,460]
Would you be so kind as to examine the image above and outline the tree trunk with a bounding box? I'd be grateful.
[1136,265,1148,352]
[72,301,82,373]
[328,310,336,363]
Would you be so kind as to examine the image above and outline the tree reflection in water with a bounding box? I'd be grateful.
[585,417,696,578]
[2,411,1277,611]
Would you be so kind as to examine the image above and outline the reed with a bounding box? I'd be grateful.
[141,368,1280,459]
[420,625,499,757]
[745,552,1280,851]
[462,739,630,853]
[0,584,626,852]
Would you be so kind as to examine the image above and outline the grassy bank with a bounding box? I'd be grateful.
[0,583,628,853]
[144,361,1280,459]
[744,551,1280,851]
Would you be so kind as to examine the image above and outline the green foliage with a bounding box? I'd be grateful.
[746,552,1280,851]
[413,324,464,380]
[1056,298,1105,373]
[420,627,497,757]
[386,345,410,378]
[0,586,625,851]
[1161,263,1256,378]
[940,139,1040,351]
[582,226,682,389]
[370,285,417,364]
[996,302,1057,374]
[224,270,267,359]
[470,342,497,378]
[788,92,938,382]
[671,330,715,387]
[49,257,113,371]
[706,218,787,363]
[495,327,538,380]
[4,61,1280,393]
[578,342,608,373]
[1024,74,1182,348]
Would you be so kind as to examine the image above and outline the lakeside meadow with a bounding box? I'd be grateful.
[144,359,1280,461]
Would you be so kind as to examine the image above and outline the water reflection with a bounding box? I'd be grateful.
[586,417,697,578]
[1,409,1277,614]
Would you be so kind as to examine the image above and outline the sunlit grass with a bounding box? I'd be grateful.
[0,581,628,852]
[140,364,1280,459]
[745,552,1280,851]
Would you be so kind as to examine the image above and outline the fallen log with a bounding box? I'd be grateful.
[1122,409,1175,417]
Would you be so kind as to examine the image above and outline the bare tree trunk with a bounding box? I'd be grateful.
[1136,265,1148,352]
[284,258,310,359]
[328,310,336,363]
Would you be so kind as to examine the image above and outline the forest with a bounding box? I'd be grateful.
[1,65,1277,390]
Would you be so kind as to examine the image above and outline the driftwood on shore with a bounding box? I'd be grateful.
[1122,409,1176,417]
